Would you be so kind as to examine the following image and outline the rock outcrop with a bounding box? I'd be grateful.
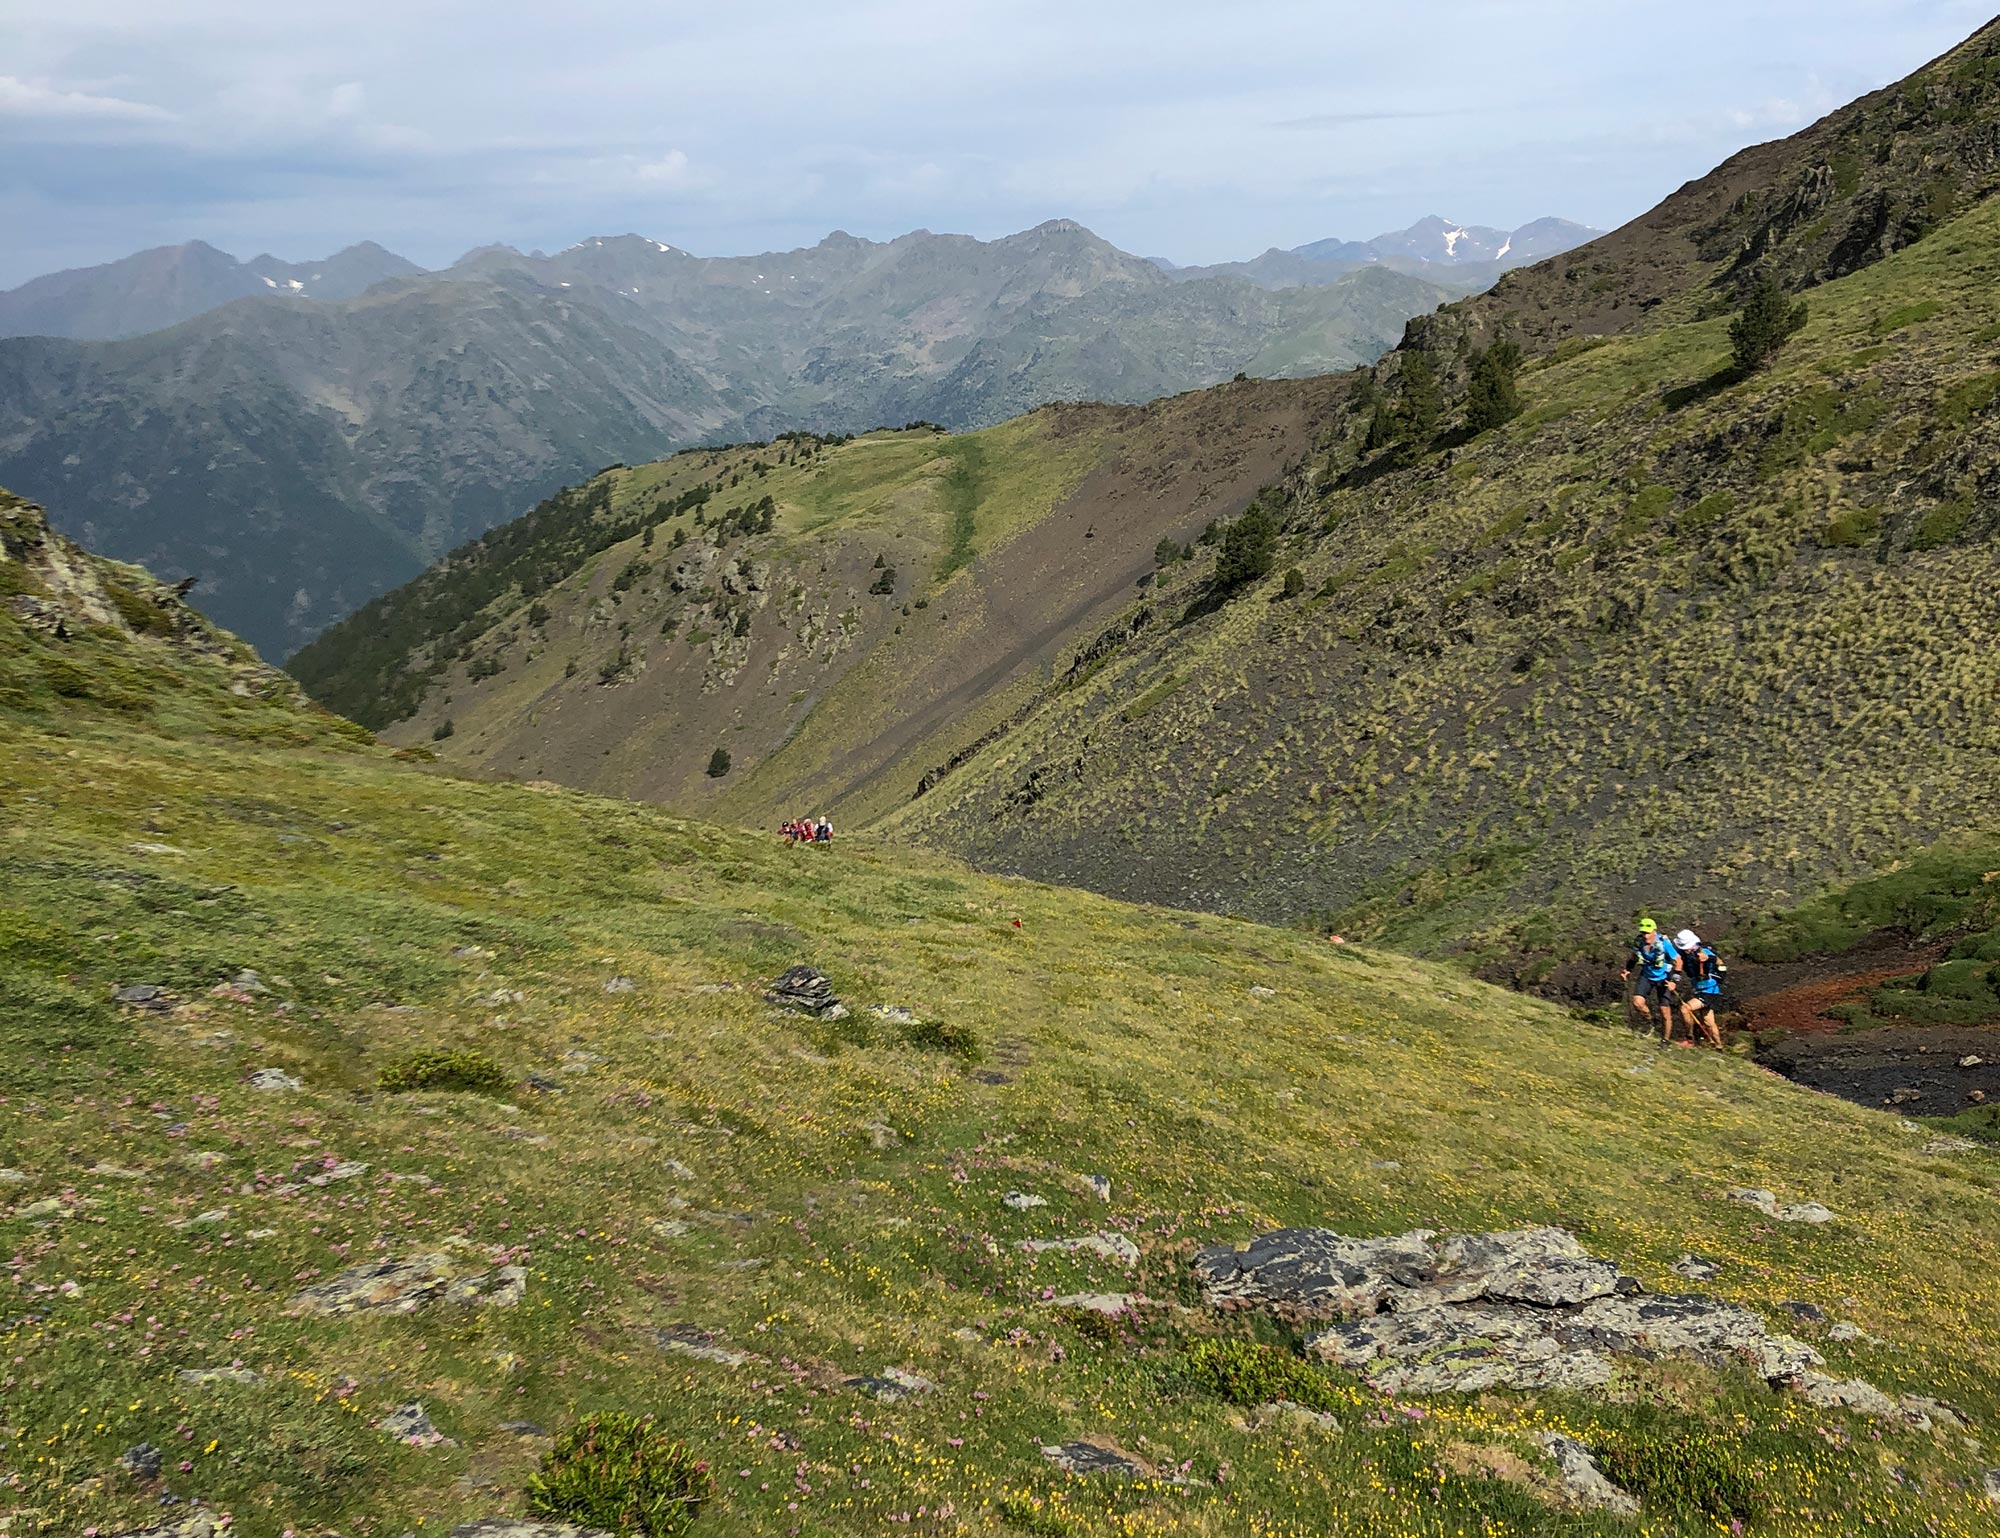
[1193,1225,1912,1411]
[764,965,847,1020]
[290,1252,525,1316]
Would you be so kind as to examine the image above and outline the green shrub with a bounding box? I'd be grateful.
[1051,1305,1122,1342]
[1597,1430,1763,1523]
[104,581,175,638]
[1280,567,1307,599]
[1176,1338,1344,1414]
[1820,505,1880,548]
[432,719,455,741]
[705,747,731,778]
[900,1016,980,1059]
[377,1048,512,1096]
[527,1412,713,1537]
[996,1491,1084,1536]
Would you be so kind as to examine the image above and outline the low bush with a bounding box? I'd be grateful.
[376,1047,511,1096]
[900,1016,980,1059]
[1175,1338,1344,1414]
[1597,1429,1763,1523]
[527,1412,713,1536]
[996,1491,1084,1536]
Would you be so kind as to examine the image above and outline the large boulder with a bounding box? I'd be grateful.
[1194,1225,1876,1405]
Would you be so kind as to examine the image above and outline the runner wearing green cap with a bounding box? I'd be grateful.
[1620,918,1684,1040]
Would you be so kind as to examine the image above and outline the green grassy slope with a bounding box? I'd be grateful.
[6,493,2000,1538]
[889,190,2000,978]
[294,380,1350,829]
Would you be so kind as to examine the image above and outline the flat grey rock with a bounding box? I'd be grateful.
[654,1323,751,1365]
[1050,1292,1137,1316]
[246,1067,302,1091]
[0,1168,27,1185]
[1984,1468,2000,1502]
[452,1522,613,1538]
[1671,1253,1720,1281]
[1537,1433,1638,1515]
[115,1514,219,1538]
[177,1366,262,1385]
[604,976,636,993]
[381,1401,453,1446]
[1003,1191,1048,1210]
[846,1365,934,1401]
[765,965,845,1018]
[1041,1441,1143,1476]
[1017,1232,1141,1265]
[120,1442,163,1480]
[1727,1188,1833,1223]
[1195,1225,1625,1317]
[290,1252,524,1315]
[1084,1174,1112,1201]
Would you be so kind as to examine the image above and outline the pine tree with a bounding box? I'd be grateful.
[1730,274,1809,374]
[1364,401,1399,452]
[1396,354,1443,443]
[1465,338,1524,435]
[1213,503,1278,594]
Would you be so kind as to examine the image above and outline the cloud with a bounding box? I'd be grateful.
[1276,108,1482,130]
[633,150,697,189]
[0,1,1988,283]
[0,75,175,127]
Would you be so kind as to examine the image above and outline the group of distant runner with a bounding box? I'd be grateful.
[1622,919,1728,1046]
[782,816,834,845]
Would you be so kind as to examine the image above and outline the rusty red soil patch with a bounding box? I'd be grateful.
[1743,962,1938,1037]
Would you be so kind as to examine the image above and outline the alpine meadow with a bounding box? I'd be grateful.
[6,10,2000,1538]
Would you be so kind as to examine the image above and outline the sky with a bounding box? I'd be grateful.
[0,0,1991,287]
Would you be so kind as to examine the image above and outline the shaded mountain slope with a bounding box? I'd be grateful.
[294,375,1351,821]
[888,190,2000,975]
[7,491,2000,1538]
[0,276,735,657]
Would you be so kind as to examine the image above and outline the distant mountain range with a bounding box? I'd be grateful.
[0,215,1597,344]
[0,219,1494,657]
[0,240,421,341]
[1154,216,1601,291]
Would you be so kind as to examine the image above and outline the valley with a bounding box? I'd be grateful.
[6,11,2000,1538]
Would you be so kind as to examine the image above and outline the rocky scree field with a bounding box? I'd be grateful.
[5,494,2000,1537]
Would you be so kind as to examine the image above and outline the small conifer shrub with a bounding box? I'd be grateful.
[376,1048,510,1096]
[527,1412,714,1536]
